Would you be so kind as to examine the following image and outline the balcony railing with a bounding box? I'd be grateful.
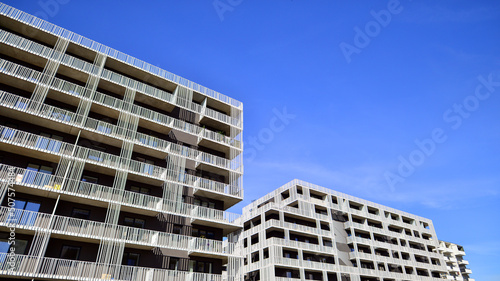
[0,27,242,129]
[0,206,236,256]
[0,114,241,197]
[0,57,241,158]
[0,253,222,281]
[0,61,242,173]
[269,238,334,254]
[0,164,241,226]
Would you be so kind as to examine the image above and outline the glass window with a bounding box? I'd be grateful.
[189,260,196,272]
[72,208,90,220]
[124,217,145,228]
[197,261,205,272]
[12,199,40,226]
[136,158,154,175]
[189,260,213,273]
[122,253,140,266]
[0,241,10,254]
[60,245,80,260]
[193,198,216,209]
[0,239,27,264]
[22,163,53,187]
[36,132,63,152]
[169,257,179,270]
[81,175,98,183]
[130,186,150,195]
[0,124,17,140]
[173,224,182,235]
[39,165,53,174]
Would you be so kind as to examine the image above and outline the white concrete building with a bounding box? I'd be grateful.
[0,2,243,280]
[437,241,473,281]
[240,180,452,281]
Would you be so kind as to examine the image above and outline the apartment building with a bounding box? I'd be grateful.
[240,180,452,281]
[0,3,243,280]
[437,241,473,281]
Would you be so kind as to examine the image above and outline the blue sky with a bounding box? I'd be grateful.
[5,0,500,279]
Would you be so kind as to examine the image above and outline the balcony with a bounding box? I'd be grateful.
[269,237,335,254]
[0,253,222,281]
[0,87,241,178]
[0,28,242,131]
[0,57,242,159]
[0,206,237,260]
[0,164,241,232]
[0,124,242,202]
[461,268,472,274]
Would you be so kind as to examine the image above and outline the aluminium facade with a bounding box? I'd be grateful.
[0,3,243,281]
[240,180,471,281]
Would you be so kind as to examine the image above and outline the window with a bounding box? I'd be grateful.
[96,123,112,134]
[122,253,140,266]
[0,239,27,264]
[130,186,150,195]
[22,163,53,187]
[139,136,158,148]
[136,157,154,175]
[192,228,214,239]
[87,144,106,162]
[123,217,145,228]
[173,224,182,235]
[60,245,80,260]
[36,132,63,152]
[193,198,216,209]
[189,260,213,273]
[0,124,17,140]
[169,257,179,270]
[79,176,98,194]
[72,208,90,220]
[11,199,41,226]
[81,175,98,183]
[51,111,71,122]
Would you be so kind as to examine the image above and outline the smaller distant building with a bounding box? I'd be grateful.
[238,179,473,281]
[437,241,473,281]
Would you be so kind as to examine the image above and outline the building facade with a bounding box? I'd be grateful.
[0,3,243,280]
[437,241,473,281]
[240,180,464,281]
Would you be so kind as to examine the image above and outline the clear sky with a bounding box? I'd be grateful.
[5,0,500,279]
